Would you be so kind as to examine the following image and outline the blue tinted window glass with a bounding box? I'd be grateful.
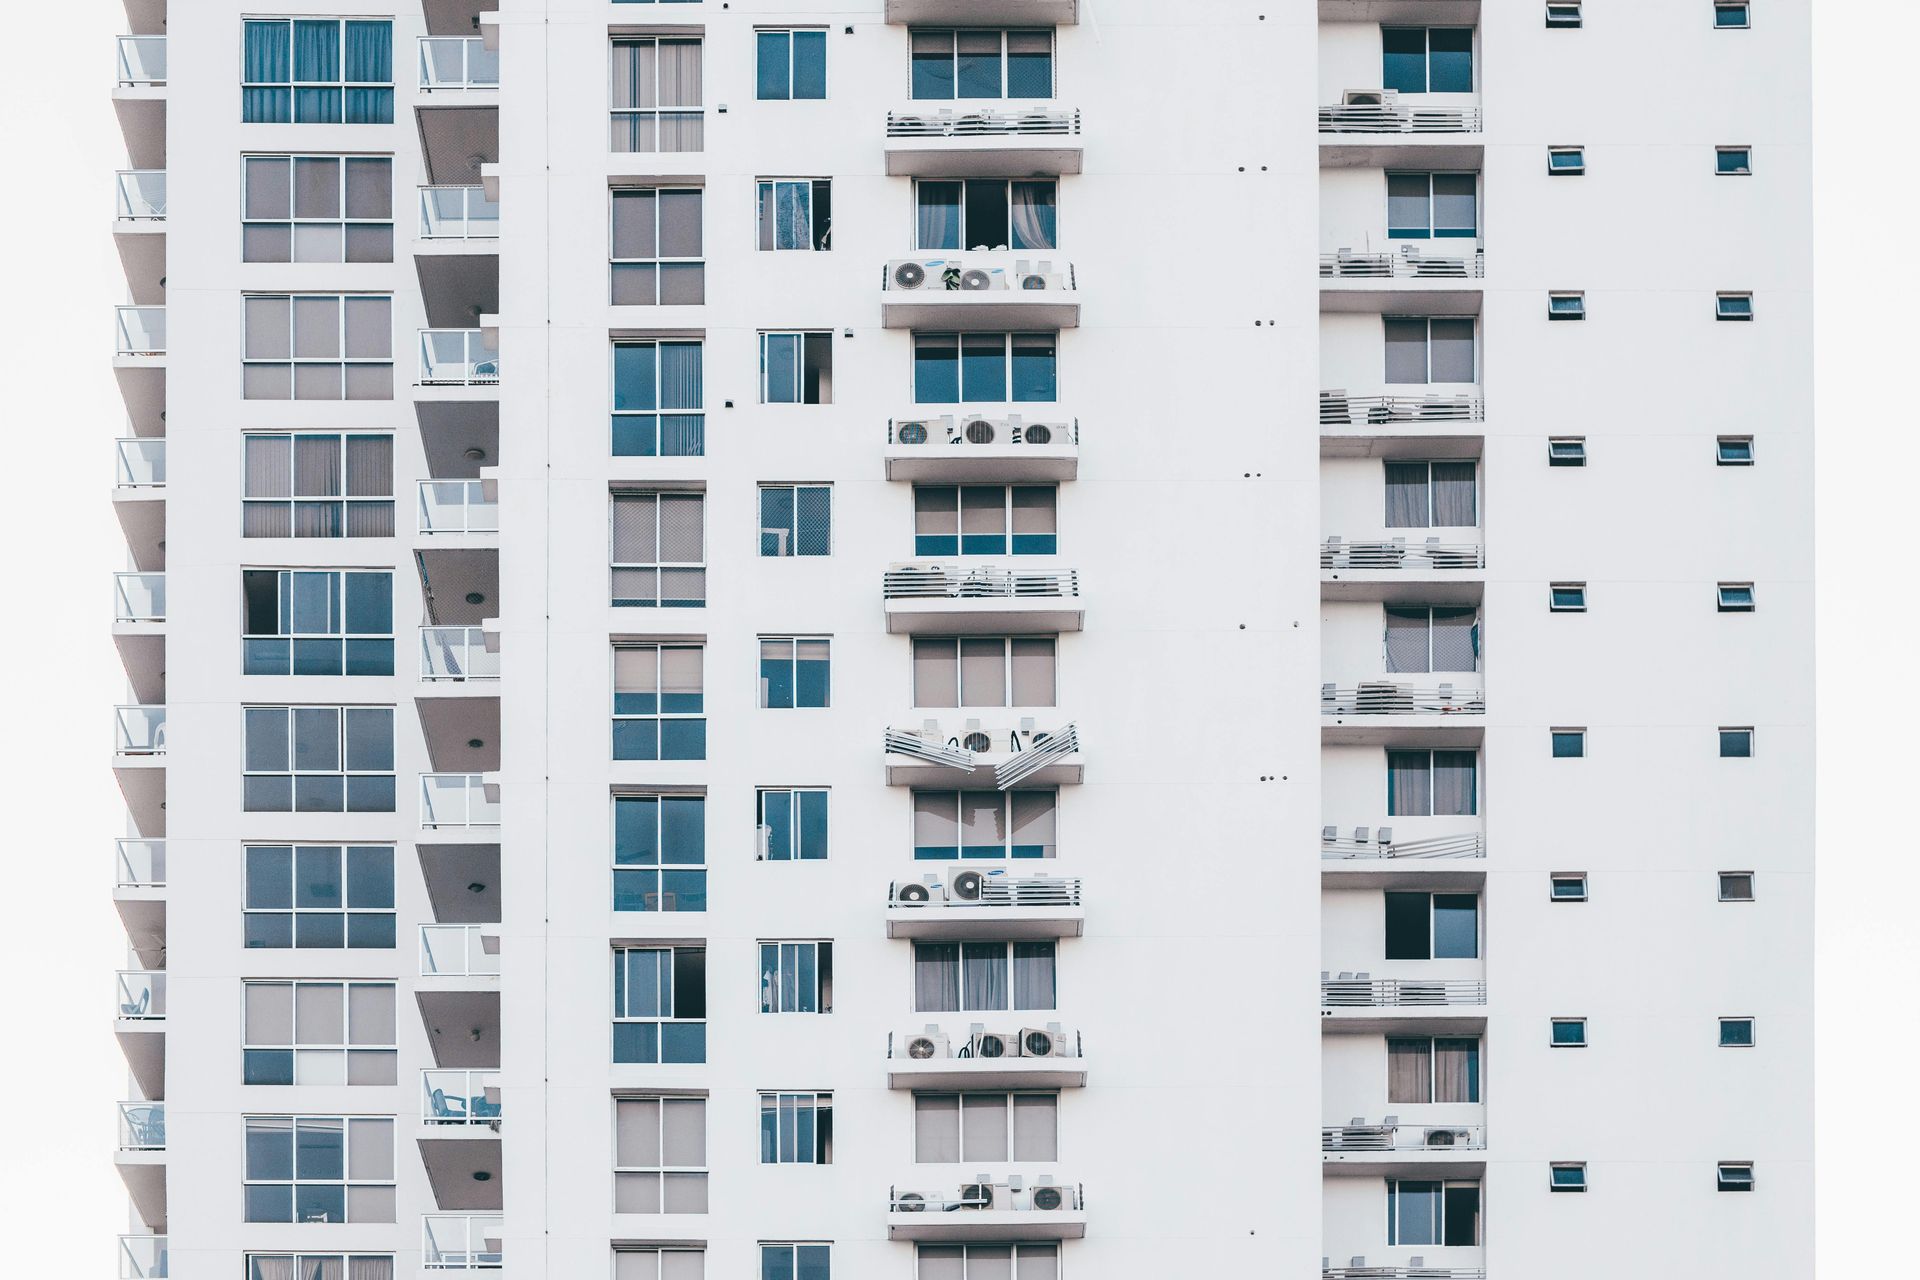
[615,796,660,865]
[1010,335,1056,401]
[1382,28,1428,93]
[915,337,959,403]
[762,1246,796,1280]
[911,35,954,100]
[756,32,790,100]
[960,335,1006,402]
[795,487,832,555]
[955,33,1001,98]
[761,791,794,860]
[1389,1180,1441,1246]
[1552,1019,1586,1045]
[1005,34,1052,98]
[295,846,343,908]
[247,846,294,908]
[661,718,706,760]
[798,790,829,859]
[614,344,657,410]
[613,1021,659,1063]
[763,334,800,403]
[762,649,795,709]
[343,573,391,634]
[662,797,705,863]
[792,32,827,99]
[1552,731,1585,758]
[1427,28,1473,92]
[347,913,395,948]
[796,1244,831,1280]
[761,487,795,556]
[1432,894,1479,958]
[346,846,393,907]
[244,1049,295,1085]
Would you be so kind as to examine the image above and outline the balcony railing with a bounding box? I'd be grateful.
[1320,390,1485,427]
[883,256,1077,294]
[884,721,1081,790]
[116,306,166,356]
[421,773,499,828]
[1321,538,1486,571]
[1321,976,1486,1008]
[118,1101,166,1150]
[890,413,1076,450]
[1321,248,1484,279]
[1323,1121,1487,1152]
[418,37,499,90]
[1319,95,1481,134]
[116,36,167,87]
[117,970,166,1020]
[115,706,167,755]
[114,573,166,623]
[887,105,1080,138]
[890,1024,1082,1063]
[116,170,167,220]
[421,627,500,681]
[119,1234,168,1279]
[418,479,499,533]
[423,1214,503,1269]
[890,873,1081,909]
[1321,827,1484,861]
[1321,684,1485,716]
[883,565,1079,601]
[420,185,500,240]
[115,438,166,488]
[116,839,167,888]
[1325,1266,1484,1280]
[890,1179,1083,1213]
[420,924,501,977]
[420,329,500,386]
[423,1068,502,1125]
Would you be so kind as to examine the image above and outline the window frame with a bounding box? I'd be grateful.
[1548,291,1587,321]
[914,1245,1058,1280]
[1383,316,1479,386]
[912,1090,1060,1164]
[242,704,396,813]
[241,1114,396,1223]
[242,979,398,1085]
[1717,1162,1755,1192]
[1716,291,1756,321]
[758,636,832,710]
[758,484,833,557]
[1385,170,1479,240]
[912,331,1059,405]
[613,1095,709,1214]
[610,490,707,609]
[911,636,1059,709]
[912,788,1059,860]
[241,154,395,263]
[241,18,396,125]
[612,644,707,761]
[1386,1178,1481,1247]
[1716,145,1754,175]
[1714,1,1752,29]
[1384,890,1480,961]
[241,431,396,537]
[759,941,833,1014]
[1719,727,1755,758]
[913,177,1062,252]
[1717,436,1756,466]
[1548,437,1588,466]
[757,178,834,251]
[1545,2,1583,27]
[1719,1016,1757,1047]
[610,187,706,306]
[911,939,1058,1013]
[243,843,396,950]
[609,36,705,154]
[1549,1162,1589,1192]
[1550,1017,1589,1047]
[611,339,706,458]
[612,945,707,1064]
[1547,146,1587,175]
[1716,582,1756,613]
[1550,873,1589,902]
[758,331,834,404]
[612,793,708,914]
[758,1244,831,1280]
[241,293,395,401]
[241,568,395,675]
[1718,871,1756,902]
[1381,26,1476,95]
[1384,1037,1481,1105]
[1384,748,1478,818]
[1382,459,1478,529]
[912,483,1059,556]
[247,1257,392,1280]
[1549,583,1588,612]
[759,1091,834,1163]
[909,27,1056,101]
[1381,605,1480,676]
[1551,728,1587,759]
[757,788,831,861]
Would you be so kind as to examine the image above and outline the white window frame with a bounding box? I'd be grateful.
[908,28,1056,101]
[610,490,707,609]
[1717,1162,1755,1191]
[1719,1016,1757,1047]
[1545,2,1583,27]
[241,18,396,124]
[758,636,831,710]
[1548,437,1587,466]
[1716,145,1753,175]
[912,1091,1059,1164]
[242,568,395,674]
[242,154,395,263]
[613,1095,708,1214]
[242,705,396,812]
[1386,1178,1480,1247]
[911,636,1058,709]
[1550,1162,1589,1192]
[611,793,707,914]
[612,945,706,1063]
[1549,873,1589,902]
[1384,170,1479,240]
[608,37,704,155]
[242,843,396,949]
[914,1246,1058,1280]
[1550,1017,1588,1047]
[1548,290,1587,320]
[1718,871,1756,902]
[243,980,398,1084]
[758,331,833,404]
[242,1115,396,1223]
[611,644,707,758]
[759,941,832,1014]
[1716,291,1755,321]
[1549,582,1588,612]
[912,940,1057,1013]
[610,339,706,458]
[756,178,833,251]
[912,483,1059,556]
[912,177,1061,252]
[756,788,830,861]
[1716,435,1756,466]
[241,431,396,537]
[758,1244,830,1280]
[1551,727,1587,759]
[1547,146,1586,175]
[610,187,705,306]
[1714,1,1752,30]
[758,1091,833,1163]
[912,331,1060,405]
[911,788,1059,860]
[1381,605,1480,676]
[1716,582,1756,612]
[1385,1036,1481,1105]
[247,1255,393,1280]
[1719,726,1755,758]
[242,293,395,400]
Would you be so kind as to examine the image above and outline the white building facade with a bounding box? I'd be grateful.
[110,3,1811,1280]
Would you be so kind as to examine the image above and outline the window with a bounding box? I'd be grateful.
[1549,437,1587,466]
[242,570,394,675]
[1383,317,1477,384]
[242,19,394,123]
[1551,1018,1589,1047]
[1550,873,1589,902]
[914,485,1058,555]
[1548,291,1587,320]
[242,433,395,537]
[617,1250,704,1280]
[1717,583,1756,612]
[613,946,706,1064]
[1386,1038,1480,1104]
[243,981,396,1085]
[758,789,830,861]
[1718,436,1756,465]
[757,30,826,100]
[914,333,1057,404]
[1717,292,1755,321]
[243,156,393,262]
[1384,461,1477,528]
[911,29,1053,99]
[611,492,706,607]
[1548,146,1587,175]
[611,189,705,305]
[1718,872,1755,902]
[244,294,393,400]
[613,645,706,760]
[913,941,1056,1011]
[1383,607,1478,674]
[758,180,833,251]
[759,1245,830,1280]
[760,333,833,404]
[615,1096,708,1213]
[918,1246,1059,1280]
[760,1092,833,1163]
[249,1257,391,1280]
[1717,145,1753,175]
[1720,727,1754,758]
[611,39,703,152]
[1719,1017,1756,1047]
[1550,1163,1588,1192]
[1384,891,1479,960]
[1552,729,1586,759]
[1387,1180,1480,1246]
[916,179,1058,251]
[1383,26,1473,93]
[759,485,832,557]
[1550,583,1587,612]
[914,1092,1057,1162]
[1545,2,1583,27]
[760,942,833,1013]
[243,706,395,812]
[1386,750,1477,817]
[1714,1,1751,28]
[913,789,1057,859]
[1386,172,1477,239]
[759,637,831,709]
[613,340,705,457]
[913,637,1056,707]
[244,844,395,949]
[243,1115,395,1222]
[1717,1162,1755,1191]
[613,794,707,913]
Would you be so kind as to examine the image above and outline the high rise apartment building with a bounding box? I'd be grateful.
[108,2,1812,1279]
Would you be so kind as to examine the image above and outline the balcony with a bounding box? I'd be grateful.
[115,839,167,966]
[119,1234,168,1280]
[1324,1264,1483,1280]
[885,106,1083,177]
[115,705,166,756]
[116,839,166,889]
[423,1214,503,1269]
[115,306,166,359]
[115,438,166,488]
[1323,1117,1487,1177]
[1322,248,1482,282]
[114,441,167,576]
[419,1069,503,1211]
[886,412,1078,482]
[887,869,1084,939]
[888,1023,1086,1090]
[114,37,166,168]
[114,171,166,304]
[420,329,500,390]
[1321,682,1485,747]
[116,170,166,222]
[887,1,1080,22]
[421,773,501,829]
[419,37,499,91]
[1321,247,1484,313]
[1322,974,1486,1035]
[420,185,500,241]
[421,923,501,978]
[882,256,1080,330]
[883,564,1083,634]
[114,572,165,624]
[1320,388,1485,433]
[884,719,1082,789]
[115,1101,168,1229]
[1321,824,1484,887]
[424,1068,502,1127]
[422,627,501,681]
[1321,536,1486,605]
[114,706,167,833]
[1319,93,1481,135]
[419,479,499,535]
[888,1179,1086,1241]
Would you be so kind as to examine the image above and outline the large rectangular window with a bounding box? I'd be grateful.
[617,1251,704,1280]
[244,294,394,400]
[615,1097,708,1214]
[1385,891,1480,960]
[611,492,706,607]
[1388,1180,1480,1247]
[242,433,395,538]
[242,19,394,123]
[1382,27,1474,94]
[912,637,1056,707]
[915,180,1057,252]
[758,788,830,861]
[242,570,394,675]
[244,156,394,262]
[611,39,703,152]
[243,706,395,812]
[759,637,831,709]
[1383,606,1479,674]
[1386,749,1477,817]
[759,1093,832,1163]
[756,29,826,100]
[613,794,707,913]
[1386,172,1477,239]
[916,1246,1058,1280]
[613,645,706,761]
[613,946,706,1064]
[245,844,396,950]
[243,981,397,1085]
[914,333,1057,404]
[612,189,705,305]
[913,941,1056,1012]
[1384,461,1477,527]
[613,341,705,457]
[913,1093,1057,1163]
[910,29,1053,99]
[761,1246,829,1280]
[759,942,832,1014]
[913,485,1057,556]
[1388,1037,1481,1104]
[242,1116,395,1223]
[1384,317,1476,385]
[757,180,833,251]
[913,790,1056,860]
[248,1257,392,1280]
[759,485,832,557]
[760,332,834,404]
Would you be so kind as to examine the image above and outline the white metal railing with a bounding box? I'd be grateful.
[117,970,166,1019]
[418,37,499,90]
[419,329,500,386]
[119,1234,168,1279]
[890,1024,1082,1063]
[118,1101,166,1150]
[423,1214,504,1269]
[420,924,502,977]
[420,773,500,828]
[1325,1267,1484,1279]
[116,438,167,487]
[1321,828,1484,861]
[884,721,1081,790]
[1321,684,1485,716]
[884,256,1076,295]
[116,306,166,356]
[423,1068,502,1125]
[890,872,1082,909]
[1321,248,1484,279]
[1321,976,1487,1008]
[116,839,167,888]
[883,564,1079,601]
[889,413,1076,450]
[888,105,1079,137]
[115,705,167,755]
[420,185,499,239]
[116,170,167,220]
[418,479,499,533]
[117,35,167,86]
[1321,538,1486,571]
[1323,1122,1486,1152]
[1319,390,1485,426]
[1319,95,1481,134]
[890,1179,1083,1213]
[421,627,500,681]
[115,573,166,623]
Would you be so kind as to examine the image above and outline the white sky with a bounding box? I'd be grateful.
[0,0,1911,1267]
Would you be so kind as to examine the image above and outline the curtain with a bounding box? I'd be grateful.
[915,1095,960,1162]
[660,343,703,409]
[918,182,962,250]
[914,638,960,708]
[1383,461,1428,527]
[295,435,342,497]
[251,1259,298,1280]
[1386,750,1431,817]
[347,1260,392,1280]
[1383,607,1431,674]
[1009,791,1056,857]
[1434,1038,1478,1102]
[914,792,958,858]
[1010,639,1055,706]
[1430,607,1479,672]
[960,638,1006,707]
[1010,181,1057,250]
[1432,750,1477,815]
[914,943,959,1012]
[1016,1246,1059,1280]
[244,21,292,121]
[247,435,293,498]
[343,21,393,122]
[1387,1037,1432,1103]
[961,1094,1009,1162]
[962,943,1008,1010]
[1383,316,1428,384]
[302,1258,343,1280]
[1012,942,1055,1009]
[1011,1094,1057,1161]
[1429,461,1477,525]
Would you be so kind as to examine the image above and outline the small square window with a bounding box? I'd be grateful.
[1548,147,1587,175]
[1548,291,1587,321]
[1715,2,1751,29]
[1716,146,1753,175]
[1550,1162,1589,1192]
[1552,729,1586,759]
[1551,1018,1588,1047]
[1546,2,1583,27]
[1719,1017,1756,1047]
[1550,873,1589,901]
[1716,292,1755,321]
[1716,436,1755,466]
[1719,728,1753,758]
[1548,438,1587,466]
[1717,1163,1755,1192]
[1717,583,1755,612]
[1550,583,1587,612]
[1718,872,1755,902]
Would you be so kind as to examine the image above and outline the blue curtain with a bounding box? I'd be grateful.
[916,181,962,250]
[243,21,291,122]
[343,21,394,123]
[294,20,341,122]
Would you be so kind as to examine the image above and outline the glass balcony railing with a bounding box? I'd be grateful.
[421,627,500,681]
[418,37,499,90]
[423,1068,503,1125]
[421,773,500,828]
[115,438,166,488]
[116,36,167,87]
[116,170,167,220]
[423,1214,504,1269]
[115,572,166,623]
[420,924,501,977]
[119,1234,168,1279]
[118,1101,167,1150]
[116,839,167,888]
[419,329,500,386]
[418,480,499,533]
[117,970,166,1020]
[420,185,499,239]
[116,307,166,357]
[115,705,167,755]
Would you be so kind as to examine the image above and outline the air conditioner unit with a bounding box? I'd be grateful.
[948,867,987,903]
[894,880,943,907]
[958,1181,995,1209]
[959,267,1005,291]
[903,1031,949,1060]
[1030,1183,1068,1211]
[1018,273,1064,291]
[970,1029,1013,1059]
[1016,1026,1066,1058]
[894,420,933,446]
[958,417,1002,445]
[890,259,940,290]
[893,1191,928,1212]
[1015,421,1059,446]
[1425,1128,1468,1148]
[1343,89,1388,107]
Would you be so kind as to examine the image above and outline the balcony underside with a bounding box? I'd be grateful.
[1323,1153,1488,1178]
[885,598,1084,635]
[116,1021,167,1101]
[416,693,502,773]
[887,0,1080,22]
[116,888,167,966]
[419,1133,504,1210]
[1321,576,1484,606]
[884,139,1083,179]
[1321,864,1486,889]
[1321,1010,1487,1035]
[419,104,498,186]
[886,759,1083,789]
[417,989,501,1068]
[115,630,166,706]
[1321,719,1484,747]
[885,450,1077,483]
[888,1209,1086,1242]
[1320,432,1484,460]
[113,91,165,170]
[114,758,167,837]
[116,1151,168,1230]
[423,0,492,36]
[420,843,503,923]
[1322,284,1483,314]
[1320,140,1483,170]
[114,491,166,572]
[882,295,1080,332]
[886,906,1085,940]
[115,224,166,305]
[887,1058,1087,1091]
[417,252,500,329]
[115,363,166,435]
